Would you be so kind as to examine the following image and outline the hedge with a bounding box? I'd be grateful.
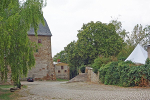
[99,59,150,87]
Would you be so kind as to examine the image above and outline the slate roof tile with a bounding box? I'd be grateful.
[28,18,52,36]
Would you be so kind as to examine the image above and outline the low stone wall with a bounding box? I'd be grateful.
[87,67,99,83]
[78,67,99,83]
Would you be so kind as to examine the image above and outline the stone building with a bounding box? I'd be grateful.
[54,61,70,80]
[27,18,56,80]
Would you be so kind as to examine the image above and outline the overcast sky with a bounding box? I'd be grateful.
[42,0,150,57]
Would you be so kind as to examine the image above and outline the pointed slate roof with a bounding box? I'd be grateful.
[28,18,52,36]
[125,44,148,64]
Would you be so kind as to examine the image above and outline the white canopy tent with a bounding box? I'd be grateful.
[125,44,148,64]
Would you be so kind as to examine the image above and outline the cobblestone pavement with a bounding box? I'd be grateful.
[18,81,150,100]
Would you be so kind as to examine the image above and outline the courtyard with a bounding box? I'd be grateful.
[17,81,150,100]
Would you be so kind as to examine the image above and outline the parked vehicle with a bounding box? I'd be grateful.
[27,77,34,82]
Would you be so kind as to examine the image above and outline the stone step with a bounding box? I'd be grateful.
[68,73,88,83]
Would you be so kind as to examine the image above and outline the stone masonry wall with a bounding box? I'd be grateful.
[148,46,150,59]
[79,67,99,83]
[55,65,70,79]
[28,35,56,80]
[87,69,99,83]
[86,67,99,83]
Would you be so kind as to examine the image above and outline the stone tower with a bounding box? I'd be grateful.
[27,18,56,80]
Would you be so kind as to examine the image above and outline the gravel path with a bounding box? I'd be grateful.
[18,81,150,100]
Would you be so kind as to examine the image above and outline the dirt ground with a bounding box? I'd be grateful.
[17,81,150,100]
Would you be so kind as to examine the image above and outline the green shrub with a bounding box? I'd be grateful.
[92,57,111,73]
[103,61,119,85]
[93,68,98,73]
[146,58,150,65]
[118,57,126,61]
[118,61,135,86]
[99,60,150,87]
[99,62,112,83]
[117,45,134,60]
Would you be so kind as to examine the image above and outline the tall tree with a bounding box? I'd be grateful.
[110,19,129,42]
[127,24,149,47]
[110,19,135,59]
[143,25,150,44]
[53,21,125,78]
[76,21,124,64]
[64,41,82,78]
[0,0,46,85]
[117,24,150,59]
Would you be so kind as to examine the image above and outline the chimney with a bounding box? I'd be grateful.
[147,44,150,59]
[57,59,60,62]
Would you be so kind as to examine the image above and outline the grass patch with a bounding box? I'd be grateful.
[22,85,27,89]
[0,87,12,100]
[0,85,13,89]
[0,85,22,100]
[56,78,69,81]
[0,88,9,92]
[0,92,12,100]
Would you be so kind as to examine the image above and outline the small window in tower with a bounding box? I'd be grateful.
[61,66,64,69]
[64,70,67,72]
[58,70,60,73]
[38,39,42,43]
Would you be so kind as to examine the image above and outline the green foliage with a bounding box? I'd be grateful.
[110,19,150,46]
[99,61,150,87]
[22,85,27,89]
[118,57,126,61]
[145,58,150,65]
[65,41,82,79]
[0,85,13,88]
[53,20,124,79]
[79,65,85,73]
[56,78,69,81]
[0,85,14,100]
[92,56,118,73]
[76,21,124,62]
[53,50,68,63]
[127,24,149,46]
[0,92,12,100]
[117,44,134,60]
[0,0,46,85]
[92,57,111,73]
[110,19,129,42]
